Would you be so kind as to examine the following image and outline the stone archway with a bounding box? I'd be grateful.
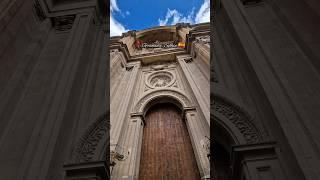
[212,94,263,144]
[71,111,110,163]
[126,89,210,179]
[212,94,286,180]
[132,88,195,117]
[63,111,110,180]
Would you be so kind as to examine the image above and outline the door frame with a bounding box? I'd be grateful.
[130,89,210,179]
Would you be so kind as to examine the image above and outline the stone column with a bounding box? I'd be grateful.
[184,109,210,179]
[111,115,144,180]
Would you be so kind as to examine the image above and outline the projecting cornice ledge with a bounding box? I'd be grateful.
[37,0,107,23]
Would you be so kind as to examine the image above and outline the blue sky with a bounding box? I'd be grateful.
[110,0,210,36]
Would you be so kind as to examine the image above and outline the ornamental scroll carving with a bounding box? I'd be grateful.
[212,96,262,143]
[72,111,109,163]
[134,89,192,114]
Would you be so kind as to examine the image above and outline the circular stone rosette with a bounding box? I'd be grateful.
[146,71,175,89]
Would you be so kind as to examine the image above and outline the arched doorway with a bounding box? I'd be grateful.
[139,103,200,180]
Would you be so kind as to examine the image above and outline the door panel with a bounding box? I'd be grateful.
[139,103,200,180]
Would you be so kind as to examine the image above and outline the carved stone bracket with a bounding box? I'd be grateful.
[52,15,76,31]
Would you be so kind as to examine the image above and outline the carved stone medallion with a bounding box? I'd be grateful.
[146,71,175,88]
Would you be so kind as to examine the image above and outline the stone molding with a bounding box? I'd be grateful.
[212,95,263,144]
[132,88,194,115]
[71,111,109,163]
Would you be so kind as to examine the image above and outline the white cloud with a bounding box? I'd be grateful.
[195,0,210,23]
[158,8,195,26]
[110,0,129,37]
[158,0,210,26]
[110,14,128,36]
[110,0,120,12]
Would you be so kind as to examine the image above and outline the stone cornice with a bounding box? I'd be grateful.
[110,40,187,64]
[37,0,107,23]
[109,23,210,63]
[186,24,210,53]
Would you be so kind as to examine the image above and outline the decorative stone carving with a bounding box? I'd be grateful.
[212,96,262,143]
[151,64,168,70]
[146,71,175,89]
[133,89,193,114]
[52,15,76,31]
[72,111,109,163]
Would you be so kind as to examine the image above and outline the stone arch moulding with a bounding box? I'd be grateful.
[71,110,110,163]
[132,88,195,118]
[212,94,263,144]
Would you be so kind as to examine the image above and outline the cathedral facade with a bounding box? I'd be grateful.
[1,0,320,180]
[109,24,210,179]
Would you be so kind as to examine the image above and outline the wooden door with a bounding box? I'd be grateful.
[139,103,200,180]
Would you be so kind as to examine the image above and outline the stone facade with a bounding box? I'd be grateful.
[1,0,320,179]
[213,0,320,179]
[109,23,211,179]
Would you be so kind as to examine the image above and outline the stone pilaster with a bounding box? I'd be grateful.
[185,110,210,179]
[16,13,96,180]
[110,61,141,153]
[178,55,210,125]
[111,115,144,179]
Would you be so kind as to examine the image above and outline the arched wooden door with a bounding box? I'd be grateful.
[139,103,200,180]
